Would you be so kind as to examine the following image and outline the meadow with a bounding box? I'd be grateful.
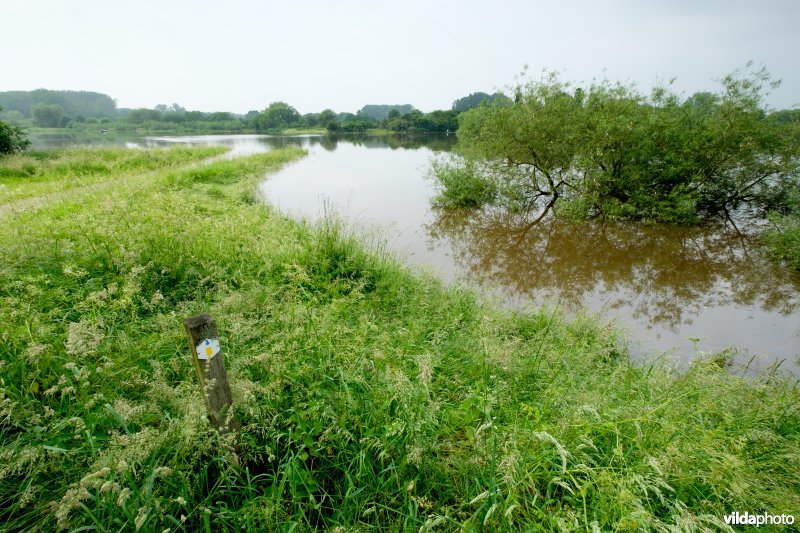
[1,147,798,531]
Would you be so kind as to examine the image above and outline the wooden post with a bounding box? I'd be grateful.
[183,313,240,435]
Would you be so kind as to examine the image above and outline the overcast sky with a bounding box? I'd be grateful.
[2,0,798,114]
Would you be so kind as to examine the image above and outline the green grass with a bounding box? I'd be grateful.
[0,147,798,531]
[764,214,800,270]
[282,128,327,135]
[0,146,226,205]
[364,128,392,136]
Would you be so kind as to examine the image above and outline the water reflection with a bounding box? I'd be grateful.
[143,134,278,157]
[27,133,800,371]
[29,131,143,149]
[328,133,457,152]
[426,209,800,368]
[31,131,457,154]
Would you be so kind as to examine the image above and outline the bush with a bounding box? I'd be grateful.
[430,157,497,209]
[449,66,800,225]
[0,107,30,155]
[764,214,800,269]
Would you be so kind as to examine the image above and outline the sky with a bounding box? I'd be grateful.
[2,0,799,114]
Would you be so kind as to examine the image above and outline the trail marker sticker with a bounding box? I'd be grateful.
[196,338,221,360]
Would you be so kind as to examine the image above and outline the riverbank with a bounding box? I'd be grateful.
[1,147,798,530]
[281,128,327,135]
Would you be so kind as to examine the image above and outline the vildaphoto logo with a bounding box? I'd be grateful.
[723,511,795,527]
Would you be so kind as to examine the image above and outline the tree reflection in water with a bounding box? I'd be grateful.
[426,208,800,332]
[261,133,458,153]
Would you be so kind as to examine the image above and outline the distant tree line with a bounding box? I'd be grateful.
[115,104,244,132]
[451,91,511,112]
[249,94,513,134]
[0,89,513,135]
[0,90,116,126]
[357,104,416,121]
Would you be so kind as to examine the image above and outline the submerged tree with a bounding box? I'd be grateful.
[437,65,800,225]
[454,73,588,221]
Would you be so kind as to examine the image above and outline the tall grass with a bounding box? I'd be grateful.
[0,146,226,204]
[0,147,798,530]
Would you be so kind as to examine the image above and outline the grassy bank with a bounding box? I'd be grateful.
[1,147,798,531]
[282,128,326,135]
[0,146,226,205]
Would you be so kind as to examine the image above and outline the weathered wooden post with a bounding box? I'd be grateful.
[183,313,240,436]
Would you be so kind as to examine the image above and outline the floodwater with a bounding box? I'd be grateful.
[259,134,800,374]
[30,132,279,158]
[34,133,800,373]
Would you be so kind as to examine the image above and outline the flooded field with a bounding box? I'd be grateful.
[34,133,800,372]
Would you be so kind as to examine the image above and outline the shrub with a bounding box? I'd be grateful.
[430,157,497,209]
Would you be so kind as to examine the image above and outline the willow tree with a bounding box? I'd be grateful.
[437,66,800,225]
[454,74,586,221]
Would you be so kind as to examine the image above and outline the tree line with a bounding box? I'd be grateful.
[0,90,116,126]
[0,89,504,155]
[0,89,508,136]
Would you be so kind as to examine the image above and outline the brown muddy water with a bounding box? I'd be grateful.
[37,133,800,373]
[259,134,800,374]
